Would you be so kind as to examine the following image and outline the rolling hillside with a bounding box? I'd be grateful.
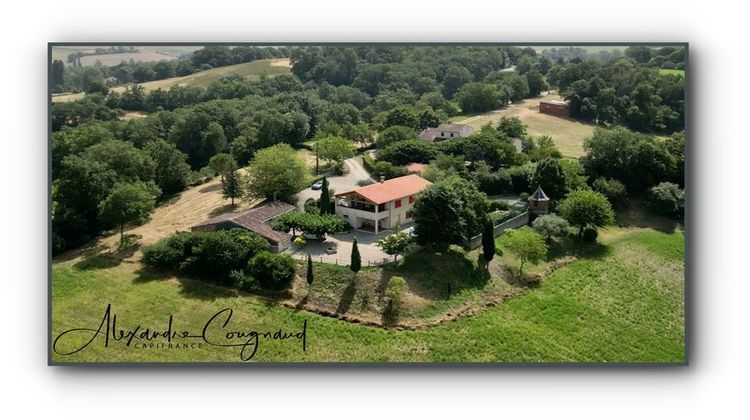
[51,58,291,103]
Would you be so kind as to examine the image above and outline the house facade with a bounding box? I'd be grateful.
[418,123,475,142]
[334,174,432,234]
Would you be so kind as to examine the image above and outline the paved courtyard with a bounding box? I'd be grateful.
[285,225,414,266]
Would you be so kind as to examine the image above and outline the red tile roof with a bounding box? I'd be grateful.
[335,174,432,205]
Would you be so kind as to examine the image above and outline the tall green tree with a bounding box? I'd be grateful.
[412,176,488,248]
[245,144,308,201]
[51,59,65,88]
[557,189,615,238]
[350,237,361,275]
[497,116,528,139]
[317,136,355,170]
[143,140,191,195]
[209,153,237,182]
[376,231,412,262]
[98,183,158,247]
[500,226,547,277]
[221,167,244,205]
[532,158,568,201]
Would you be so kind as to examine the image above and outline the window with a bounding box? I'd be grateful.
[408,195,414,204]
[395,199,402,208]
[440,132,445,137]
[378,203,386,212]
[405,211,412,219]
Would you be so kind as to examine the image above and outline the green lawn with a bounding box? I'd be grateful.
[51,227,684,363]
[659,69,685,77]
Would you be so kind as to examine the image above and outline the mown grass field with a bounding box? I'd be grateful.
[450,94,597,158]
[51,226,684,363]
[659,68,685,77]
[52,58,291,103]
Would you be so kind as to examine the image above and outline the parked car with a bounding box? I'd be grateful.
[303,232,327,241]
[408,227,418,239]
[311,181,324,190]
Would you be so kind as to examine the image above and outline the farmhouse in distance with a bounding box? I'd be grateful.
[418,123,475,142]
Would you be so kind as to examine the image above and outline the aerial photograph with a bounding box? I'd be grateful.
[49,44,686,363]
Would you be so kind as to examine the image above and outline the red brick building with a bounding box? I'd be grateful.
[539,100,570,117]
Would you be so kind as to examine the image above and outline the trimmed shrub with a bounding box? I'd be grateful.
[247,251,297,291]
[304,197,319,214]
[476,171,513,195]
[370,161,408,180]
[646,182,684,216]
[142,240,183,270]
[230,270,260,292]
[582,227,598,243]
[385,276,407,307]
[592,177,628,208]
[487,200,511,212]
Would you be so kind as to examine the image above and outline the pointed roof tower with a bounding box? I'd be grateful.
[531,186,549,201]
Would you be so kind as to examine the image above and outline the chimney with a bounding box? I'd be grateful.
[380,176,385,184]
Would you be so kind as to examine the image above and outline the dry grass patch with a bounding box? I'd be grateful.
[450,93,597,158]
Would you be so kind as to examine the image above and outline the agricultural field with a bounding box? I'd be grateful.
[51,213,684,363]
[51,46,201,65]
[450,93,597,158]
[52,58,291,103]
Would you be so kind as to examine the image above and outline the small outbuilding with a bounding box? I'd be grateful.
[191,201,296,252]
[539,100,570,117]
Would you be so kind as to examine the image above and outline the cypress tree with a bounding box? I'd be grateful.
[319,176,331,215]
[306,253,314,291]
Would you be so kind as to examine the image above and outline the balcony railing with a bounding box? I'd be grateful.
[337,200,376,213]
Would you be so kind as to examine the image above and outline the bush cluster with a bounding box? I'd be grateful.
[142,229,266,286]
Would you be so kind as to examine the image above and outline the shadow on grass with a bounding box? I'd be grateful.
[381,300,398,326]
[615,197,681,233]
[380,247,490,301]
[208,203,239,218]
[199,183,221,194]
[73,238,141,270]
[336,276,357,314]
[546,237,612,261]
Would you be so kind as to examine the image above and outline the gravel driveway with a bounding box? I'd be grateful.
[296,157,373,210]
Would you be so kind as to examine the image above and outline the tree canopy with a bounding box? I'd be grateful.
[412,176,488,248]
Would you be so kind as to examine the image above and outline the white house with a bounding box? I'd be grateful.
[418,123,475,142]
[333,174,432,234]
